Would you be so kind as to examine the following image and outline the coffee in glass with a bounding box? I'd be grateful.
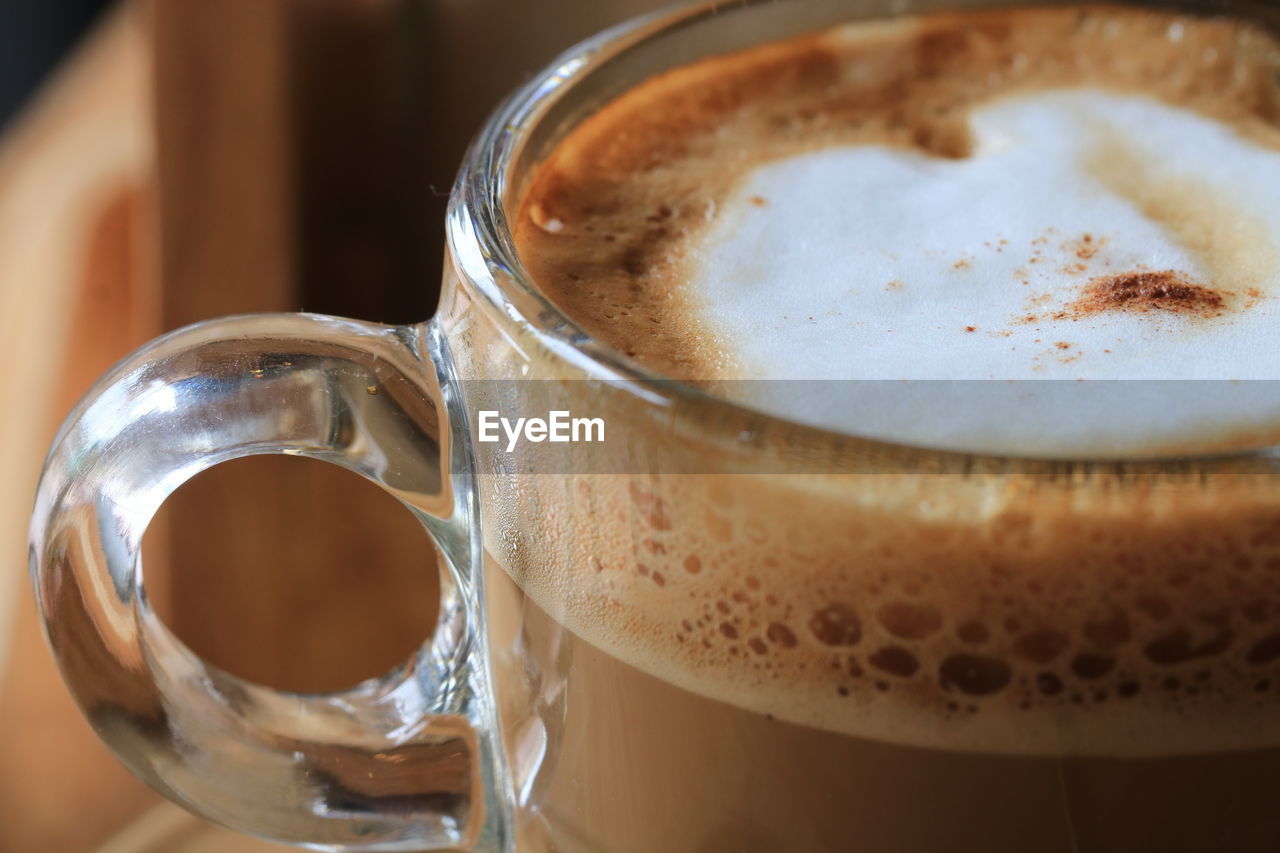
[29,2,1280,852]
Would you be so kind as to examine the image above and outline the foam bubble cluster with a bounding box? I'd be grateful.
[479,464,1280,757]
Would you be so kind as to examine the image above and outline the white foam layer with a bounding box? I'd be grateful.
[691,90,1280,455]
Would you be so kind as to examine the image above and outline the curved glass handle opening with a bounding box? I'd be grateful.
[29,314,509,852]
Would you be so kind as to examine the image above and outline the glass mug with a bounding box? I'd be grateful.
[29,0,1280,851]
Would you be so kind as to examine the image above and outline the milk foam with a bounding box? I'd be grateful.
[691,90,1280,455]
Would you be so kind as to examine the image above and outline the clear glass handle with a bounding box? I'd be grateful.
[28,314,509,852]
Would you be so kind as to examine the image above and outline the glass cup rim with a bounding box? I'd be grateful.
[444,0,1280,469]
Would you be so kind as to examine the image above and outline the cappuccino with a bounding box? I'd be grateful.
[486,5,1280,851]
[517,5,1280,455]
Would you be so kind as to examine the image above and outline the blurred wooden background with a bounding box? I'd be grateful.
[0,0,666,849]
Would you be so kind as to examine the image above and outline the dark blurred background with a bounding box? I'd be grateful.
[0,0,114,128]
[0,0,676,321]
